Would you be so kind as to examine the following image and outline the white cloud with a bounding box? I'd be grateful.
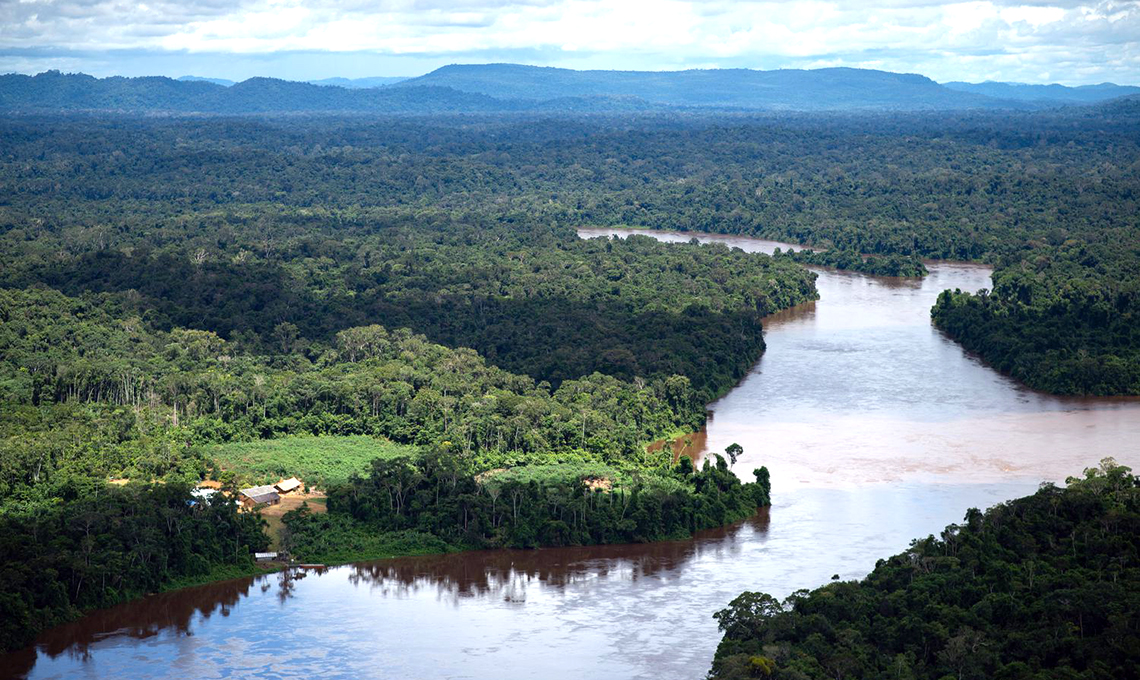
[0,0,1138,84]
[1000,4,1067,26]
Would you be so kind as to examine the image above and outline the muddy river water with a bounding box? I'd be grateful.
[5,228,1138,679]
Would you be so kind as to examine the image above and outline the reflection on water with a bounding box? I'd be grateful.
[0,578,256,680]
[1,514,769,680]
[347,510,767,603]
[5,229,1138,679]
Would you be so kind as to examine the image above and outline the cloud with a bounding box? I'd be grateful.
[0,0,1138,84]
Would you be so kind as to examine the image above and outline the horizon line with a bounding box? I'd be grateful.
[5,64,1137,89]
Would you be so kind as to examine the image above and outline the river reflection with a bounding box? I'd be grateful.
[1,514,767,680]
[6,229,1138,679]
[0,577,255,679]
[347,510,767,603]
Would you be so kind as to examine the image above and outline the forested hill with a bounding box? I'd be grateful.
[0,71,514,114]
[709,461,1140,680]
[0,66,1049,114]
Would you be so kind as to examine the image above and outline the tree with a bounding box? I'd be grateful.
[725,443,743,468]
[713,591,785,640]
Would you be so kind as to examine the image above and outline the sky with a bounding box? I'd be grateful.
[1,0,1138,85]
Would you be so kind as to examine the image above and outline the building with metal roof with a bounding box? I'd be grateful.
[239,485,280,507]
[275,477,302,494]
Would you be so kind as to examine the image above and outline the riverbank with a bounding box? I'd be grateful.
[9,470,771,655]
[158,561,283,594]
[708,464,1140,680]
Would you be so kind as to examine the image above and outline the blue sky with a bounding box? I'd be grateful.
[2,1,1138,85]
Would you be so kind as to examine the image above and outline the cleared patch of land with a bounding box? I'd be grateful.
[260,492,328,550]
[208,435,418,488]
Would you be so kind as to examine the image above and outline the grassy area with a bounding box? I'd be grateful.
[208,435,419,488]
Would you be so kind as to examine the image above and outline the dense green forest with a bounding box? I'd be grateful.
[709,460,1139,680]
[1,107,1136,392]
[0,218,816,401]
[0,112,821,650]
[0,278,780,650]
[0,274,787,648]
[2,110,1135,265]
[931,241,1140,394]
[0,285,743,500]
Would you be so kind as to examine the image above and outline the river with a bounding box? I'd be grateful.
[5,228,1138,680]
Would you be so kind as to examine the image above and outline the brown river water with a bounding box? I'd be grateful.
[4,228,1138,680]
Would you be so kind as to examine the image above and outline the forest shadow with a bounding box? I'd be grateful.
[17,250,770,399]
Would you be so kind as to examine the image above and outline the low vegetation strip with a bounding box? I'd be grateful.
[277,519,454,566]
[477,462,623,491]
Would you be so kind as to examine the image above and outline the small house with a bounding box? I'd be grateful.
[254,552,279,562]
[239,485,281,507]
[275,477,302,494]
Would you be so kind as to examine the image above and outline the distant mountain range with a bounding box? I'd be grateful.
[0,71,510,114]
[177,75,235,87]
[1,65,1135,115]
[391,64,1010,110]
[308,76,409,88]
[178,75,410,89]
[942,80,1140,103]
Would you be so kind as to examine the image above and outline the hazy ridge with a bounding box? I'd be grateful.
[7,64,1133,114]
